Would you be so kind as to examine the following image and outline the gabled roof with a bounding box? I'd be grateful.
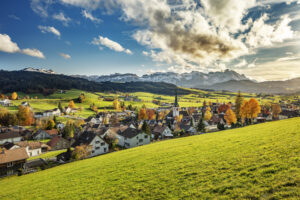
[153,125,167,134]
[72,131,99,147]
[45,129,58,136]
[0,148,29,164]
[2,142,16,150]
[47,136,68,148]
[117,128,143,139]
[0,132,22,140]
[16,141,42,150]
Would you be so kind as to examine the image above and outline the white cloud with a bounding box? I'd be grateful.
[244,14,294,48]
[92,35,132,54]
[21,48,45,59]
[38,25,61,37]
[59,53,71,59]
[30,0,52,17]
[53,12,71,26]
[8,14,20,21]
[0,33,45,58]
[81,10,102,23]
[0,33,20,53]
[234,59,248,68]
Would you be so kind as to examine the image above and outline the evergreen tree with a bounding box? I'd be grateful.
[58,102,63,112]
[197,118,205,133]
[217,122,225,130]
[141,121,151,135]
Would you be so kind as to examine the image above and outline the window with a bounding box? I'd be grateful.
[144,135,148,139]
[95,141,100,144]
[101,142,105,146]
[7,162,14,167]
[125,142,130,147]
[92,150,95,154]
[104,148,107,152]
[139,139,143,143]
[95,147,100,150]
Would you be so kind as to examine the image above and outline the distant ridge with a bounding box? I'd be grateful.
[21,67,56,74]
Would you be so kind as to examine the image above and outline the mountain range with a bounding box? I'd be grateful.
[21,68,300,94]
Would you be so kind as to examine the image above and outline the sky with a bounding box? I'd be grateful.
[0,0,299,81]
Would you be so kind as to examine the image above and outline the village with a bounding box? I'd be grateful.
[0,91,299,178]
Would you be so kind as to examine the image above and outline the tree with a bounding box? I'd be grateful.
[0,94,5,100]
[17,105,34,126]
[138,108,148,120]
[218,103,231,114]
[58,102,63,112]
[146,109,156,120]
[175,114,183,123]
[71,145,91,160]
[113,99,120,110]
[217,122,225,130]
[68,100,76,108]
[224,108,237,126]
[46,120,55,130]
[187,107,195,116]
[11,92,18,100]
[204,107,212,121]
[240,98,261,124]
[235,91,244,120]
[78,93,86,103]
[197,118,205,132]
[0,108,18,126]
[62,121,75,138]
[141,121,151,135]
[272,104,281,119]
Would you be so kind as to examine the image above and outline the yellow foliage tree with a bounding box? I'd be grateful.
[204,107,212,121]
[240,98,261,123]
[11,92,18,100]
[224,108,237,125]
[175,114,183,123]
[17,106,34,126]
[113,99,120,110]
[0,94,5,100]
[68,100,76,108]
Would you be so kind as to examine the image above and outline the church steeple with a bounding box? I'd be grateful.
[174,89,179,107]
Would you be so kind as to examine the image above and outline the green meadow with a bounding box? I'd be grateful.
[0,118,299,199]
[2,89,286,118]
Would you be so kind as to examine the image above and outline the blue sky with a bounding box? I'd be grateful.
[0,0,299,81]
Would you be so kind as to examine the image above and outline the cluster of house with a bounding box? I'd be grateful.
[1,94,299,178]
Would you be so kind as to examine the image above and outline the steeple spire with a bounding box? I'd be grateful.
[174,89,179,107]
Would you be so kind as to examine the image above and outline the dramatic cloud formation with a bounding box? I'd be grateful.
[81,10,102,23]
[38,25,61,37]
[60,53,71,59]
[92,35,132,54]
[53,12,71,26]
[0,33,45,58]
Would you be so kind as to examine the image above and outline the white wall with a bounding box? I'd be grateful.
[90,136,109,157]
[118,132,150,149]
[0,137,22,145]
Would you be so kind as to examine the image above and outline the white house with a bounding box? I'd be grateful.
[116,128,150,148]
[0,132,22,145]
[16,141,42,157]
[0,99,13,107]
[152,125,173,139]
[73,131,109,157]
[43,108,61,117]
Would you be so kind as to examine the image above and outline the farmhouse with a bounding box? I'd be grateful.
[116,128,150,148]
[152,125,173,140]
[32,130,51,140]
[16,141,42,157]
[0,148,28,177]
[73,132,109,157]
[0,132,22,145]
[0,99,13,107]
[47,136,71,151]
[43,108,61,117]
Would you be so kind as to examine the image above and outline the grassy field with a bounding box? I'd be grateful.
[1,89,286,119]
[0,118,299,199]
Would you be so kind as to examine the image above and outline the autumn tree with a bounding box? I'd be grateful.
[146,109,156,120]
[17,105,34,126]
[218,103,231,114]
[11,92,18,100]
[68,100,76,108]
[113,99,120,110]
[235,91,244,120]
[224,108,237,126]
[138,108,148,120]
[175,114,183,123]
[0,94,5,100]
[240,98,261,124]
[0,108,18,126]
[204,107,212,121]
[71,145,91,160]
[62,120,75,138]
[78,93,86,103]
[187,107,195,116]
[272,104,281,119]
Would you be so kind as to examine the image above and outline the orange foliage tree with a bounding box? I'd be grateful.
[272,104,281,119]
[11,92,18,100]
[68,100,76,108]
[138,108,148,120]
[240,98,261,123]
[224,108,237,125]
[218,103,231,114]
[146,109,156,120]
[17,105,34,126]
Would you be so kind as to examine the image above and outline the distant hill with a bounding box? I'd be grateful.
[201,78,300,94]
[0,118,299,199]
[0,70,190,95]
